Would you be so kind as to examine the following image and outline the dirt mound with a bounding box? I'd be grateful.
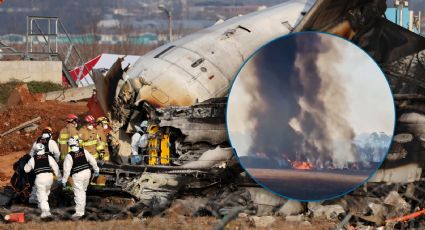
[6,84,43,107]
[0,151,26,187]
[0,172,7,186]
[0,101,88,155]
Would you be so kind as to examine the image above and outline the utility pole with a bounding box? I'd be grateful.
[158,4,173,42]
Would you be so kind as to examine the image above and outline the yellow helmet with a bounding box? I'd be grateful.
[96,144,105,151]
[42,126,53,134]
[96,116,109,125]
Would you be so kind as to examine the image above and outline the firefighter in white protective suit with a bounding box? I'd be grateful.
[27,127,61,204]
[130,120,149,165]
[24,143,62,218]
[29,127,60,162]
[61,137,99,218]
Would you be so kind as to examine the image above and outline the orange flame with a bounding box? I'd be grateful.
[292,161,314,170]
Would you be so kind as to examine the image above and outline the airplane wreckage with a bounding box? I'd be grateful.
[3,0,425,227]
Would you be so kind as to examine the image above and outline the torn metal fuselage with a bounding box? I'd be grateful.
[101,0,316,159]
[110,0,315,118]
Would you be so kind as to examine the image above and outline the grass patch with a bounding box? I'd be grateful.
[0,80,64,104]
[27,81,64,94]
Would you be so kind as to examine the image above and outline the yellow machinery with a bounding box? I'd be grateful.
[147,124,170,165]
[160,134,170,165]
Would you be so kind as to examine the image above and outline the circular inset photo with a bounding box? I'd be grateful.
[226,32,395,201]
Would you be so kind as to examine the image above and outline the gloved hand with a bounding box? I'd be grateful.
[131,155,142,165]
[94,172,100,177]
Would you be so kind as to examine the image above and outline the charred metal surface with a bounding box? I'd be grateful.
[295,0,386,33]
[111,81,136,126]
[156,98,227,145]
[93,154,244,215]
[384,50,425,93]
[354,19,425,68]
[100,163,216,175]
[93,57,127,115]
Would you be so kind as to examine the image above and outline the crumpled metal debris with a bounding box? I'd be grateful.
[123,172,184,213]
[278,200,305,216]
[195,186,255,217]
[384,191,411,217]
[311,204,345,220]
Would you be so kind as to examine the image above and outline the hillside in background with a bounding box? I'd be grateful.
[0,0,284,35]
[1,0,421,35]
[354,132,392,163]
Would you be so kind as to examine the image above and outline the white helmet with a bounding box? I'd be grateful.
[68,137,79,147]
[34,143,45,152]
[34,143,45,155]
[135,120,148,133]
[140,120,148,128]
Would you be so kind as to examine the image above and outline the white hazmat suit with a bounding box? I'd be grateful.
[29,138,61,162]
[62,148,99,217]
[28,138,61,204]
[131,132,148,156]
[131,121,148,156]
[24,147,61,218]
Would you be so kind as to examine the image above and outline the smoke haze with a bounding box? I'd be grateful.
[233,33,359,168]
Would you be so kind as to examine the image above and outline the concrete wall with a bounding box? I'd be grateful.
[0,61,62,84]
[44,85,95,102]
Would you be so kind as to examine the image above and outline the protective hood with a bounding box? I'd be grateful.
[71,146,80,152]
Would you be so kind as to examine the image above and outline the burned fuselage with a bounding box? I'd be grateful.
[91,0,318,209]
[96,0,316,164]
[91,0,425,220]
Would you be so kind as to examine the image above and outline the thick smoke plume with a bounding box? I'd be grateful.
[246,33,358,168]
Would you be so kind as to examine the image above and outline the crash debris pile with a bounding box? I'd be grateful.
[342,182,425,229]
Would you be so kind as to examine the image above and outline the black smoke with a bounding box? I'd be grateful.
[246,32,357,168]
